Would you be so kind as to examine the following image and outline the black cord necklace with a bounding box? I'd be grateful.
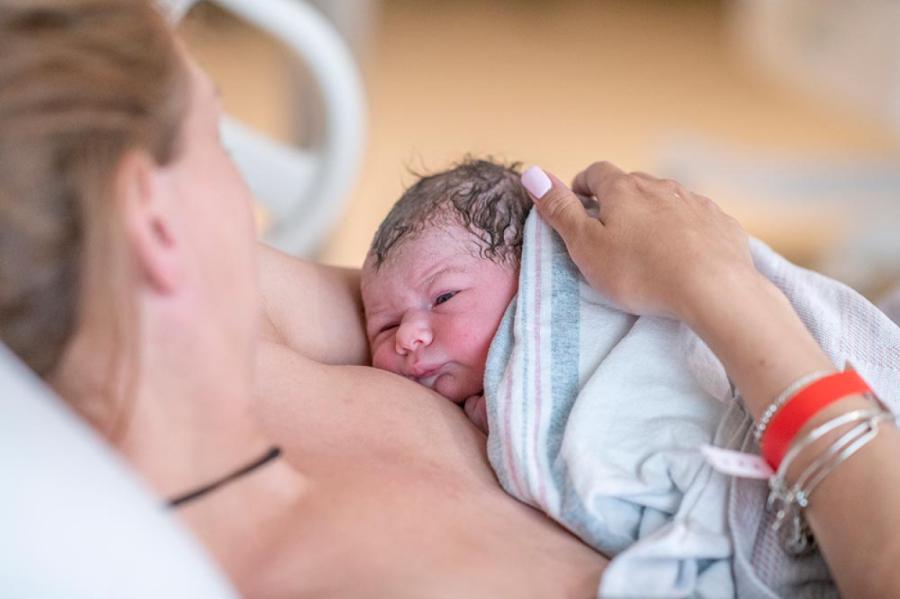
[166,446,282,509]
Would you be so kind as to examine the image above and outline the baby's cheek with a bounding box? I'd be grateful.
[456,324,494,367]
[371,345,401,374]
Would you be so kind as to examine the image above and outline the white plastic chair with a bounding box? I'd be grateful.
[167,0,366,256]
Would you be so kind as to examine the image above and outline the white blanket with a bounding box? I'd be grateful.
[484,211,900,598]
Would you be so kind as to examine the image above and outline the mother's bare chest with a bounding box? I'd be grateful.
[242,466,604,599]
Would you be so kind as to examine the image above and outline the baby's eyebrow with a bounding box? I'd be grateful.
[420,264,468,289]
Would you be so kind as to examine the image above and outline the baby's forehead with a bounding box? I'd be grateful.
[362,231,494,292]
[368,225,481,271]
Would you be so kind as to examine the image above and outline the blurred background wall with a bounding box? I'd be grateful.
[180,0,900,301]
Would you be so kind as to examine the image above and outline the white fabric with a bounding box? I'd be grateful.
[484,211,900,598]
[0,344,237,598]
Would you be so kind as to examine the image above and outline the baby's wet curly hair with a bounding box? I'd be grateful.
[368,157,532,269]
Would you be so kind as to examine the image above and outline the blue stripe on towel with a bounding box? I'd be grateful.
[546,226,580,463]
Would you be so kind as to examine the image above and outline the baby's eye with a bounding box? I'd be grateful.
[434,291,458,307]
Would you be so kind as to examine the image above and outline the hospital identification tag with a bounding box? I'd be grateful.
[700,445,774,479]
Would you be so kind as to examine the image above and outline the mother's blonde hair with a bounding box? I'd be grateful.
[0,0,187,381]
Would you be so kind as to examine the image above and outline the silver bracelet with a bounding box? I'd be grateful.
[772,414,869,556]
[776,417,883,555]
[767,409,876,543]
[768,410,898,555]
[768,407,880,504]
[795,413,892,507]
[770,418,873,555]
[753,370,834,443]
[791,420,876,507]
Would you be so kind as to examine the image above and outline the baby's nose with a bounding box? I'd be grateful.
[395,316,433,355]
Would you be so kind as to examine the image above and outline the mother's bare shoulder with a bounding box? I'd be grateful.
[258,243,368,365]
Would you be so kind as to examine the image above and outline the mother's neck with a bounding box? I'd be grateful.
[51,293,272,503]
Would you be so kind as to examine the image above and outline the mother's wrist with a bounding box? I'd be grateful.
[672,262,771,328]
[674,259,836,421]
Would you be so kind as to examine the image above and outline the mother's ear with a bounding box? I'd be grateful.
[116,149,183,295]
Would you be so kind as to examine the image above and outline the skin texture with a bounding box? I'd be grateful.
[529,162,900,598]
[361,225,518,408]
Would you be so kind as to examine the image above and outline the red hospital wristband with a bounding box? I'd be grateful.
[761,370,872,468]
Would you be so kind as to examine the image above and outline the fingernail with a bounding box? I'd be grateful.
[521,165,552,199]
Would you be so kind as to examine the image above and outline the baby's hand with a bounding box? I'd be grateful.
[464,395,488,434]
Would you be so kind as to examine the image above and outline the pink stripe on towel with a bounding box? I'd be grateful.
[502,352,525,497]
[532,218,548,507]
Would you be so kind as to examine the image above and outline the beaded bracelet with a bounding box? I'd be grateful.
[753,370,833,444]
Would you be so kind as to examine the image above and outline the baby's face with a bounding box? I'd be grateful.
[361,225,518,403]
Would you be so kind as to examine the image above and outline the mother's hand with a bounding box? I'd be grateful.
[521,162,754,319]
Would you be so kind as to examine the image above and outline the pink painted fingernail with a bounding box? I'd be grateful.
[521,165,552,199]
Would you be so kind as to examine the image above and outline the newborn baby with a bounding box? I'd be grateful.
[362,158,744,598]
[361,159,528,433]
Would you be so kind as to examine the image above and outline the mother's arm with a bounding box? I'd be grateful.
[525,162,900,597]
[257,243,369,365]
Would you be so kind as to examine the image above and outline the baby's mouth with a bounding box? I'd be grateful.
[415,368,442,389]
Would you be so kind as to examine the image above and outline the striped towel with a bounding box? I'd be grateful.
[484,210,900,598]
